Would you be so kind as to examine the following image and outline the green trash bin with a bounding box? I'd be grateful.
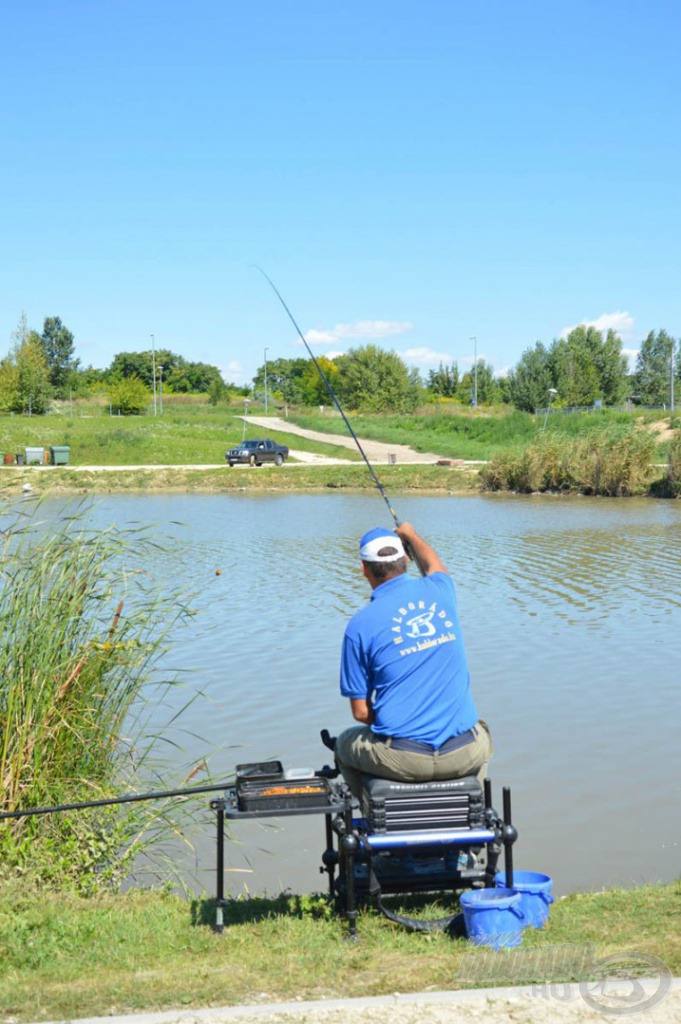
[50,446,70,466]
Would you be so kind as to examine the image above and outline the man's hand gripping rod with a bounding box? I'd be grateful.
[254,267,426,576]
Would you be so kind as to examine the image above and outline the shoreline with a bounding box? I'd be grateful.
[0,463,676,498]
[0,464,481,496]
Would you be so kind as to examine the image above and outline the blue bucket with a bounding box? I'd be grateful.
[494,871,554,928]
[459,887,525,950]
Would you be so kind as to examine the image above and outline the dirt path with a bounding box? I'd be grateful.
[242,416,448,465]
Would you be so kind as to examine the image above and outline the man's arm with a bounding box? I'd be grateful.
[350,698,374,725]
[395,522,448,575]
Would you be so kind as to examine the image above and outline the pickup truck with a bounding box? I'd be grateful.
[226,438,290,467]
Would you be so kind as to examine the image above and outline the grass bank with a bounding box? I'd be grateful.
[0,409,359,465]
[0,880,677,1021]
[0,464,480,496]
[287,407,670,461]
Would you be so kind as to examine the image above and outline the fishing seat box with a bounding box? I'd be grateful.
[360,776,485,834]
[236,761,330,812]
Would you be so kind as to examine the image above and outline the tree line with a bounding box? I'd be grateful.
[2,312,679,415]
[508,326,680,411]
[0,314,243,414]
[254,327,680,413]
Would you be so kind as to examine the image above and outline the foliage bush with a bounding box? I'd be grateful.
[107,375,151,415]
[481,426,656,496]
[0,501,196,891]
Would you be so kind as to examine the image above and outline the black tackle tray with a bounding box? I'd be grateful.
[236,761,330,811]
[236,761,284,787]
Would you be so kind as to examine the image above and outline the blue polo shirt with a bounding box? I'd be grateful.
[340,572,478,747]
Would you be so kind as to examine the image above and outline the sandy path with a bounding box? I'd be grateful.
[242,416,447,465]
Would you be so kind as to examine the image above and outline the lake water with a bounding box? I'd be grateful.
[32,492,681,898]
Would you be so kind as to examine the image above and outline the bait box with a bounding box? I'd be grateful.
[236,763,330,811]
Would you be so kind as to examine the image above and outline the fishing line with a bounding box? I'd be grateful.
[254,267,426,575]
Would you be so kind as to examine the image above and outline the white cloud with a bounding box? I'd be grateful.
[400,346,455,368]
[221,360,243,381]
[301,320,413,346]
[560,311,635,341]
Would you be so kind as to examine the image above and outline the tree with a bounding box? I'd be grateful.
[108,350,156,385]
[208,377,226,406]
[549,332,600,407]
[508,343,553,412]
[590,328,629,405]
[635,330,678,406]
[107,375,150,415]
[553,325,627,406]
[106,350,224,395]
[426,361,460,397]
[252,357,309,405]
[0,314,52,414]
[335,345,421,413]
[458,359,499,405]
[167,360,223,393]
[41,316,79,397]
[299,356,340,406]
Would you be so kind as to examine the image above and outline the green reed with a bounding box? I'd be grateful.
[0,499,200,891]
[481,426,657,496]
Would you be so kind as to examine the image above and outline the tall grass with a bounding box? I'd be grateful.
[0,500,199,891]
[481,426,657,496]
[660,431,681,497]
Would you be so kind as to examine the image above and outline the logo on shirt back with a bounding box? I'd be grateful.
[404,610,436,638]
[391,599,456,655]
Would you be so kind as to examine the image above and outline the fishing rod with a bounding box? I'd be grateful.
[0,781,232,822]
[254,267,425,575]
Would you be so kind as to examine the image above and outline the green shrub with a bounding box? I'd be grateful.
[107,375,150,415]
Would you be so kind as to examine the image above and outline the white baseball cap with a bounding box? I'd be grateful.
[359,527,406,563]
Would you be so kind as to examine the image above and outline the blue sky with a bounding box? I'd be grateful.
[2,1,679,384]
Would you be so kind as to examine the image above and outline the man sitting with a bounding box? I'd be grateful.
[335,522,492,802]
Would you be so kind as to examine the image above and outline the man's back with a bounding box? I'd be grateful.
[341,570,478,746]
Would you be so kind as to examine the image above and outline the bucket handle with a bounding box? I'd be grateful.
[540,892,555,905]
[510,904,525,920]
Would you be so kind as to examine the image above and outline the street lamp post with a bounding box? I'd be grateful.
[158,365,163,415]
[469,336,478,406]
[264,347,269,415]
[543,388,558,432]
[242,398,250,441]
[150,334,157,416]
[672,341,675,412]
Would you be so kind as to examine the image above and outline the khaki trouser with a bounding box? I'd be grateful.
[335,721,493,806]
